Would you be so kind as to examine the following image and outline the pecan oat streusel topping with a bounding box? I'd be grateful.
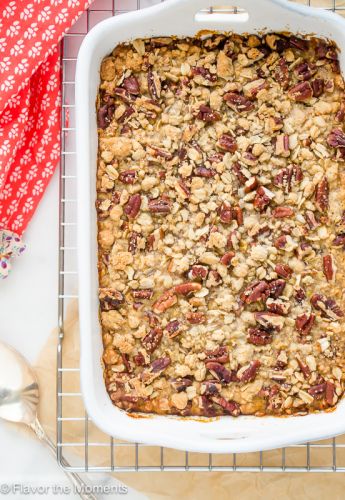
[97,33,345,417]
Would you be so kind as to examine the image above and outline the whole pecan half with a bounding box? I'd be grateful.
[314,177,329,212]
[123,76,140,95]
[288,81,312,101]
[186,312,206,324]
[196,104,221,122]
[311,294,344,319]
[206,362,237,383]
[323,255,334,281]
[275,264,292,279]
[248,327,273,346]
[99,288,124,311]
[194,166,216,178]
[218,134,237,153]
[132,289,153,300]
[240,280,269,304]
[272,206,294,218]
[152,290,177,314]
[142,327,163,353]
[151,356,171,373]
[124,194,141,219]
[224,92,254,113]
[295,313,315,335]
[239,360,261,382]
[148,197,172,214]
[211,396,241,416]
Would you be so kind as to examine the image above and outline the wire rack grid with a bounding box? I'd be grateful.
[57,0,345,473]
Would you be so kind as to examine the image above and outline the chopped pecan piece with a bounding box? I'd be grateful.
[305,210,319,230]
[275,264,292,279]
[311,78,324,97]
[151,356,171,373]
[191,66,217,82]
[254,311,285,331]
[288,81,312,101]
[314,177,329,212]
[295,288,306,303]
[147,67,161,100]
[274,57,289,88]
[217,134,237,153]
[323,255,334,281]
[224,92,254,113]
[132,289,153,300]
[128,231,139,254]
[268,279,286,299]
[274,165,303,192]
[239,360,261,382]
[272,206,294,218]
[308,383,326,398]
[173,282,202,295]
[327,128,345,148]
[97,100,115,129]
[186,312,206,324]
[99,288,124,311]
[248,327,273,346]
[123,76,140,95]
[211,397,241,416]
[333,234,345,247]
[124,194,141,219]
[266,298,290,316]
[196,104,221,122]
[205,346,229,364]
[171,378,193,392]
[253,186,273,211]
[194,166,216,178]
[142,327,163,353]
[295,61,316,81]
[274,235,287,249]
[149,146,173,160]
[311,294,344,319]
[325,381,336,406]
[201,381,221,396]
[240,280,269,304]
[148,198,172,214]
[219,202,233,223]
[297,357,311,379]
[206,362,237,383]
[295,313,315,335]
[232,162,247,185]
[220,251,235,266]
[188,265,208,281]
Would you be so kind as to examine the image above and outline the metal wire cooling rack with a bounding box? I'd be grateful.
[57,0,345,473]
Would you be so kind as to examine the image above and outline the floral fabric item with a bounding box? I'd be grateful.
[0,0,92,277]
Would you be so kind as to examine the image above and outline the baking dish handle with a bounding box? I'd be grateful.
[161,0,322,24]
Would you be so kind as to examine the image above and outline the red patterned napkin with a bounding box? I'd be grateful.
[0,0,92,277]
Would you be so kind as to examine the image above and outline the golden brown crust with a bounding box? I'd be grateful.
[96,33,345,418]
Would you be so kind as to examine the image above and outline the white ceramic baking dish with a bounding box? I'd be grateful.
[76,0,345,453]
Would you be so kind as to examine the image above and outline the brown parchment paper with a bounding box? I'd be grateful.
[34,300,345,500]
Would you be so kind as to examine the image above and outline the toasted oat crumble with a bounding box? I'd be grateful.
[97,33,345,417]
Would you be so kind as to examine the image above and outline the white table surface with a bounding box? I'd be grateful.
[0,171,145,500]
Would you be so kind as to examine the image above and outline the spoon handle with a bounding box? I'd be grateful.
[30,417,98,500]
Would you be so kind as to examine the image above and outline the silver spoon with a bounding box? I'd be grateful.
[0,340,97,500]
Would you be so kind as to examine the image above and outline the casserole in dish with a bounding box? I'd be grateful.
[76,0,345,452]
